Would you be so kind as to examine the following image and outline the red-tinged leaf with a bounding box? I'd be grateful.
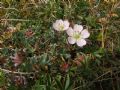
[73,55,85,66]
[60,63,69,72]
[10,52,24,67]
[25,29,35,38]
[13,76,27,86]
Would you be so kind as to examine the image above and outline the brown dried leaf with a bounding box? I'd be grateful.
[0,56,7,64]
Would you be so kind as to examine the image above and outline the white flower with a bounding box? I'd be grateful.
[53,19,69,31]
[66,24,90,47]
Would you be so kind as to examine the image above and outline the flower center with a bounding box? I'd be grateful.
[59,25,64,31]
[73,32,81,40]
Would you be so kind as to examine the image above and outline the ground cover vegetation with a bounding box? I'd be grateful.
[0,0,120,90]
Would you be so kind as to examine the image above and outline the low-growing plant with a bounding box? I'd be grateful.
[0,0,120,90]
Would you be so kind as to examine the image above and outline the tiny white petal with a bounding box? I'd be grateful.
[56,19,63,24]
[74,24,83,32]
[81,29,90,38]
[63,20,70,30]
[53,23,59,31]
[14,63,19,67]
[76,39,86,47]
[66,27,74,36]
[68,37,76,44]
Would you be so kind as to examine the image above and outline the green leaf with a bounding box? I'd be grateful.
[65,74,70,90]
[32,80,46,90]
[34,85,46,90]
[97,32,102,41]
[55,78,63,90]
[0,71,5,87]
[46,75,52,90]
[41,53,47,63]
[7,85,17,90]
[5,0,13,5]
[0,72,2,76]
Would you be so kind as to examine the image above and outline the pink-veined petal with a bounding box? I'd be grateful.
[63,20,70,30]
[74,24,83,32]
[81,29,90,38]
[76,39,86,47]
[68,37,76,44]
[66,27,74,36]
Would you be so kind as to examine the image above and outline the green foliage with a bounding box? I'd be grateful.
[0,0,120,90]
[0,71,5,87]
[55,74,73,90]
